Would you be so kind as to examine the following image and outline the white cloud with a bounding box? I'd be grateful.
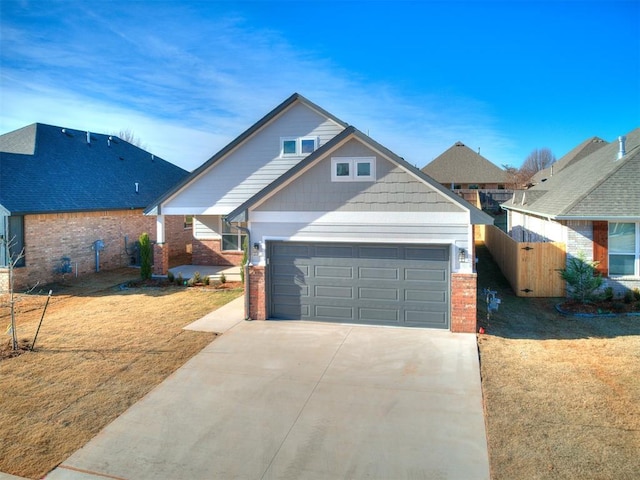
[0,2,517,171]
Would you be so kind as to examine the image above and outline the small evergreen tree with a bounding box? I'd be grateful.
[240,236,248,284]
[139,233,152,280]
[560,252,603,304]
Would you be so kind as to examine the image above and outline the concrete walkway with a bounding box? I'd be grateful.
[46,300,489,479]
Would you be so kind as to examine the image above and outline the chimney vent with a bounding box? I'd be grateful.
[86,131,91,145]
[617,136,626,160]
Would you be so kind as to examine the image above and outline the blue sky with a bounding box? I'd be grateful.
[1,0,638,172]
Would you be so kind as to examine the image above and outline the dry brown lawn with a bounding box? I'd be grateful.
[476,244,640,479]
[0,268,243,479]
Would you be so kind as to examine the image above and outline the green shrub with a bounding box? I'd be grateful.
[176,273,183,286]
[203,276,210,286]
[167,271,175,283]
[240,236,248,284]
[623,290,634,304]
[559,252,603,304]
[603,286,614,302]
[192,271,202,284]
[220,272,226,284]
[634,288,640,301]
[139,232,152,280]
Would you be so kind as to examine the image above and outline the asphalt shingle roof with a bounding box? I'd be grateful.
[0,123,189,215]
[421,141,509,184]
[502,128,640,218]
[531,136,608,184]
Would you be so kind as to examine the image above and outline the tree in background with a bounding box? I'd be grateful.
[117,128,146,150]
[521,147,556,177]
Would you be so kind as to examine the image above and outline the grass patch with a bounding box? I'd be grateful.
[476,244,640,479]
[0,268,243,479]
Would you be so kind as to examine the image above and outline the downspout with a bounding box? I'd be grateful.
[225,218,251,320]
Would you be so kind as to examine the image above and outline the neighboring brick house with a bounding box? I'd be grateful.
[146,94,493,332]
[0,123,191,291]
[421,141,512,210]
[502,128,640,295]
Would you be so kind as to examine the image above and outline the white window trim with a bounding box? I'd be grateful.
[220,218,246,252]
[331,157,376,182]
[280,136,318,157]
[608,221,640,277]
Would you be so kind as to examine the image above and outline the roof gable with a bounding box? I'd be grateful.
[421,141,508,184]
[503,127,640,218]
[146,93,348,215]
[0,123,188,215]
[228,127,493,225]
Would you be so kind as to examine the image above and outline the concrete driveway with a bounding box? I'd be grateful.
[46,300,489,479]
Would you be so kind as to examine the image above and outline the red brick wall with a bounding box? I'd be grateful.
[2,210,190,291]
[451,272,478,333]
[248,266,266,320]
[192,238,243,266]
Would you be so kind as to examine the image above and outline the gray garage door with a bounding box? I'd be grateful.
[268,242,450,328]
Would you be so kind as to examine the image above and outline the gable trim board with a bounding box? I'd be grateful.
[145,93,348,216]
[226,126,493,226]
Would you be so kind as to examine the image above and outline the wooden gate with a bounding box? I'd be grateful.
[483,225,566,297]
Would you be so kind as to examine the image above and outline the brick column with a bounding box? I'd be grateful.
[153,243,169,276]
[451,272,478,333]
[249,266,266,320]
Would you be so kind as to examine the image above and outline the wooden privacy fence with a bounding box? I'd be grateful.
[482,225,566,297]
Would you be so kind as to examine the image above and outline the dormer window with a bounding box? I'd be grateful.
[280,136,318,157]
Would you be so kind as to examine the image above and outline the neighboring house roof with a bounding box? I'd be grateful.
[502,127,640,219]
[0,123,188,215]
[531,136,608,184]
[227,126,494,225]
[421,141,509,184]
[145,93,349,215]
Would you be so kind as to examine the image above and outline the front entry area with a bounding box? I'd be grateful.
[268,241,450,328]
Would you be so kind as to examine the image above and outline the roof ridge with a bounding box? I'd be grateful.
[559,142,639,215]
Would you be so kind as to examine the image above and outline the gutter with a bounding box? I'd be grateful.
[224,217,251,320]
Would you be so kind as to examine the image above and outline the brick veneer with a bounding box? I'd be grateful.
[192,239,243,266]
[451,272,478,333]
[153,243,170,275]
[1,210,191,291]
[248,266,266,320]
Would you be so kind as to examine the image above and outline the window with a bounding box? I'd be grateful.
[280,137,318,157]
[609,222,639,276]
[221,220,247,251]
[331,157,376,182]
[183,215,193,230]
[1,216,25,268]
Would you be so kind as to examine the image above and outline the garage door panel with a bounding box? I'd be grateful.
[314,265,353,278]
[315,245,354,257]
[359,308,399,323]
[405,268,447,282]
[269,242,450,328]
[315,305,353,319]
[359,287,399,301]
[359,267,399,280]
[358,245,400,259]
[314,285,353,299]
[405,290,446,302]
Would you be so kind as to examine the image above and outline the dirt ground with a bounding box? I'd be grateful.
[0,268,243,479]
[476,244,640,479]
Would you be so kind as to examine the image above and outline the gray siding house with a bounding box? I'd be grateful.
[502,128,640,295]
[147,94,492,332]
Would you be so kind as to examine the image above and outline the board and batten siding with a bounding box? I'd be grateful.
[161,102,345,215]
